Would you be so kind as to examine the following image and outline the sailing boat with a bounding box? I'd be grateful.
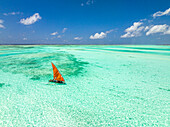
[49,62,65,84]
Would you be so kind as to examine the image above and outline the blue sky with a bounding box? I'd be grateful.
[0,0,170,44]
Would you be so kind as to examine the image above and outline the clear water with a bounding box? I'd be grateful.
[0,45,169,126]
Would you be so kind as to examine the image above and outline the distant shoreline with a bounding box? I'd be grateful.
[0,44,170,46]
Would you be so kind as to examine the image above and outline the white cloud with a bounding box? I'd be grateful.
[106,29,114,34]
[74,37,83,40]
[57,35,62,38]
[121,8,170,38]
[90,29,113,39]
[62,28,67,33]
[81,0,94,6]
[0,19,5,28]
[140,18,147,21]
[90,32,107,39]
[20,13,42,25]
[81,3,84,6]
[146,24,170,35]
[0,20,3,24]
[3,12,22,16]
[23,38,27,40]
[0,24,5,28]
[86,0,94,5]
[125,22,143,32]
[153,8,170,18]
[121,22,144,38]
[164,27,170,34]
[144,26,150,31]
[51,31,58,35]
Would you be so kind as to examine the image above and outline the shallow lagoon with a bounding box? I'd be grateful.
[0,45,169,126]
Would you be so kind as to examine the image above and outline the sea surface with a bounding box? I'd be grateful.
[0,45,169,126]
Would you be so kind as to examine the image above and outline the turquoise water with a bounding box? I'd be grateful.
[0,45,169,126]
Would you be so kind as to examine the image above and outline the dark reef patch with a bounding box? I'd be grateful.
[0,83,10,87]
[159,87,170,92]
[0,46,89,80]
[0,83,5,87]
[30,76,41,80]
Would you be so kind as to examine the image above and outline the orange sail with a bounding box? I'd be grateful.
[51,62,65,82]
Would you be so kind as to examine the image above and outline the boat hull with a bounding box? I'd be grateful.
[49,80,65,84]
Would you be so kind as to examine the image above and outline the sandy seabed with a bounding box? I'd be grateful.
[0,45,169,126]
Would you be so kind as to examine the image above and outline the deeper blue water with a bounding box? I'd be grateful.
[0,45,169,126]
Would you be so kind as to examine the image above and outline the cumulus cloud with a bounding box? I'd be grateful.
[153,8,170,18]
[144,26,150,31]
[62,28,67,33]
[3,12,22,16]
[121,22,144,38]
[20,13,42,25]
[0,19,5,28]
[90,29,113,39]
[51,31,58,35]
[164,27,170,34]
[74,37,83,40]
[146,24,170,35]
[124,22,142,32]
[121,8,170,38]
[90,32,107,39]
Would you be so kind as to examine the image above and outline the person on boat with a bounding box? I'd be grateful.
[49,79,65,83]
